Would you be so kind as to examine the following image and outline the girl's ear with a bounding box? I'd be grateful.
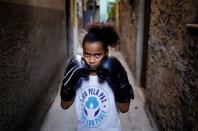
[105,48,109,56]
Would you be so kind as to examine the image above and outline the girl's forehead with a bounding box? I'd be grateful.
[83,41,103,48]
[84,41,103,45]
[83,42,106,53]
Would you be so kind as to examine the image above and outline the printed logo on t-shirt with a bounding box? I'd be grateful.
[79,85,109,127]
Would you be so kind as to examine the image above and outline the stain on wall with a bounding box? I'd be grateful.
[0,1,66,131]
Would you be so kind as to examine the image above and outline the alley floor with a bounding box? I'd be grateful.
[40,47,157,131]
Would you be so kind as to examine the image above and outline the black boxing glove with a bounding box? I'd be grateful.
[97,56,134,103]
[60,55,89,101]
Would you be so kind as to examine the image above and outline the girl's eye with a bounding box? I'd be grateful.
[95,54,101,58]
[84,54,90,57]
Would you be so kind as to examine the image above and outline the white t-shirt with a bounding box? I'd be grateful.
[75,75,121,131]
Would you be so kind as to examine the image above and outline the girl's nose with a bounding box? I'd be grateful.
[89,56,95,64]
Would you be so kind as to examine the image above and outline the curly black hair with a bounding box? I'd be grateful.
[82,24,120,52]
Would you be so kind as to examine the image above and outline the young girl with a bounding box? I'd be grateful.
[60,24,134,131]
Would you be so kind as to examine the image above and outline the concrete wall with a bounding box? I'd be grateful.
[119,0,198,130]
[146,0,198,130]
[119,1,138,75]
[0,1,67,130]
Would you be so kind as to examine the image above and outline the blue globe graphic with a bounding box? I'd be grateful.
[85,97,98,109]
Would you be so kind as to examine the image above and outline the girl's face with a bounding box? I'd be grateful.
[83,41,108,72]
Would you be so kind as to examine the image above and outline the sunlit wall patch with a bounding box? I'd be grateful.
[79,85,110,128]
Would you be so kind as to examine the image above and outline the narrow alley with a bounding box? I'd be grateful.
[0,0,198,131]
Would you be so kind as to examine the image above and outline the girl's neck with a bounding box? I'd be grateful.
[89,71,97,76]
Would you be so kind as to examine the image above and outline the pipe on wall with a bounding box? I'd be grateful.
[136,0,146,86]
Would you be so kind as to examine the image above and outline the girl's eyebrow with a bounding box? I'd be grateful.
[83,51,88,54]
[83,52,102,55]
[94,53,102,55]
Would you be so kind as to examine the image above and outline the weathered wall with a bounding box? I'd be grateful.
[0,1,66,131]
[119,1,138,75]
[146,0,198,130]
[0,0,65,11]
